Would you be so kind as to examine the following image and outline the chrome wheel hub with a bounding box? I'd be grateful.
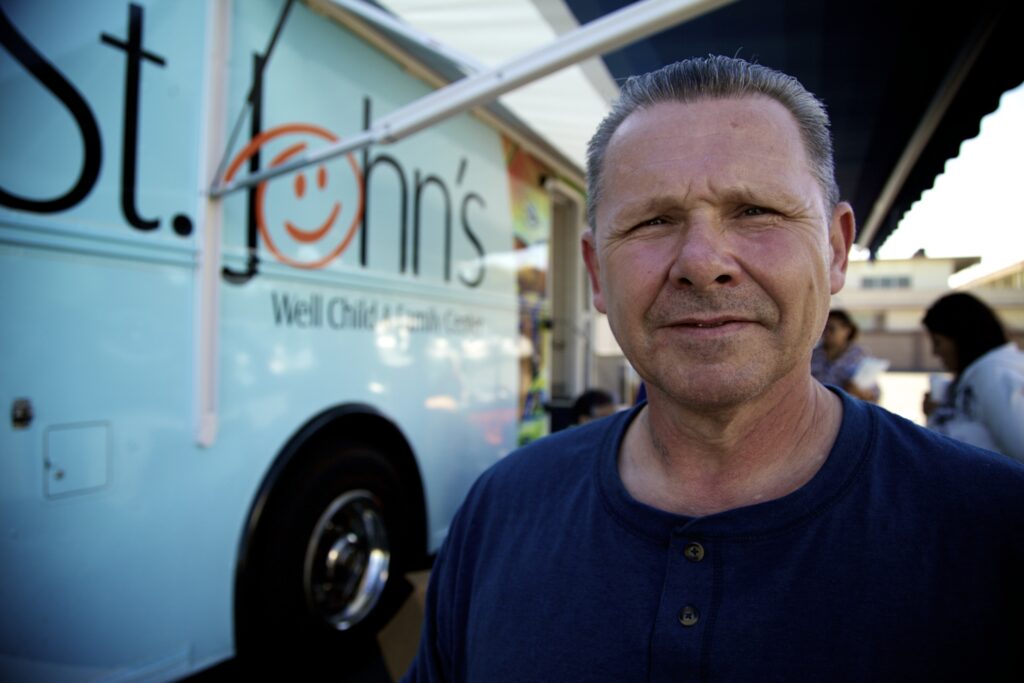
[304,490,390,631]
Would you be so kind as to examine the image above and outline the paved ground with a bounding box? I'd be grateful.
[185,646,394,682]
[184,572,430,682]
[184,647,391,683]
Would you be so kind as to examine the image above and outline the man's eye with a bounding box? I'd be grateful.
[742,206,769,216]
[637,217,667,227]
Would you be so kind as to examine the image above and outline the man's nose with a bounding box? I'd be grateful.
[667,218,739,289]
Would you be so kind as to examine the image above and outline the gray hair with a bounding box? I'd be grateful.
[586,55,840,227]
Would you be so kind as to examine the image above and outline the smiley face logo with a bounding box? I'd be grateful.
[223,123,364,269]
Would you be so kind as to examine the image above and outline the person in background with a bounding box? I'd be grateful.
[570,388,617,425]
[811,309,880,402]
[922,292,1024,461]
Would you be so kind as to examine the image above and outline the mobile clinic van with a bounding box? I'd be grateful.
[0,0,703,678]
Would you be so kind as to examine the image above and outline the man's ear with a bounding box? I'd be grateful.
[581,229,606,314]
[828,202,855,295]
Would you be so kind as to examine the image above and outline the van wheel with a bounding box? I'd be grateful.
[238,443,414,663]
[304,488,391,631]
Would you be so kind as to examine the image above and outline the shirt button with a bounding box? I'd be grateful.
[678,605,700,627]
[683,542,705,562]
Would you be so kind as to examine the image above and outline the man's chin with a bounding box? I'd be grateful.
[643,364,782,413]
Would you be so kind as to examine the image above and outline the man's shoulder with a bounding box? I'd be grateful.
[475,408,631,496]
[858,399,1024,501]
[440,408,633,558]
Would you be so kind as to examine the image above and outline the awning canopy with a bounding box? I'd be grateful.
[565,0,1024,254]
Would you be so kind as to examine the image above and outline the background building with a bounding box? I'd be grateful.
[832,254,1024,371]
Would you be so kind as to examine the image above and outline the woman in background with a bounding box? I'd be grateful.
[811,309,880,402]
[922,292,1024,462]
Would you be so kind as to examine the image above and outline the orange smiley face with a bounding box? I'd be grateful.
[223,123,364,269]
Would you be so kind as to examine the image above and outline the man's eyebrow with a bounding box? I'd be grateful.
[604,196,680,227]
[716,184,818,212]
[608,185,804,217]
[716,182,796,202]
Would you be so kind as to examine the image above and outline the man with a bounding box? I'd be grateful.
[403,56,1024,681]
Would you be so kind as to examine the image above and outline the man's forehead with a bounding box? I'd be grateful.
[605,97,812,183]
[611,95,802,148]
[596,96,824,216]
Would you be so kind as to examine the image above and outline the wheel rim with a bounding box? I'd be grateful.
[303,489,391,631]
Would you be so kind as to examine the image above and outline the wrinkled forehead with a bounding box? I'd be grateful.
[597,97,821,217]
[595,95,827,215]
[609,95,812,167]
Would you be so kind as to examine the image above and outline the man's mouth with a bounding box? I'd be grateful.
[673,317,747,329]
[686,321,730,329]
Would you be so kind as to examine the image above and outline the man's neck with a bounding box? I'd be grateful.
[619,377,843,517]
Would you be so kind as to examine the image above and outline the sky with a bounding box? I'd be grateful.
[871,83,1024,286]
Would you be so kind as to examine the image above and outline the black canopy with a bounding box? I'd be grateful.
[565,0,1023,254]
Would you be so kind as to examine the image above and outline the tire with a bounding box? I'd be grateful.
[237,440,415,665]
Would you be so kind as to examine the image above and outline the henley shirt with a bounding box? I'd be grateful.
[405,391,1024,682]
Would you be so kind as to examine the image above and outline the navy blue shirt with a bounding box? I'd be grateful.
[405,392,1024,682]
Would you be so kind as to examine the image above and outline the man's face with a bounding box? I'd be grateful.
[582,97,854,409]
